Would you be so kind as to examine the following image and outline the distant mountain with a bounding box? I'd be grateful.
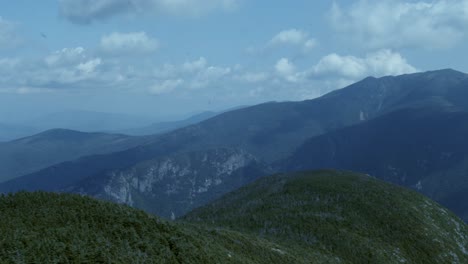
[120,111,219,136]
[0,129,154,183]
[0,123,40,142]
[2,69,468,221]
[282,108,468,221]
[2,171,466,263]
[184,170,468,264]
[67,148,273,218]
[27,110,154,132]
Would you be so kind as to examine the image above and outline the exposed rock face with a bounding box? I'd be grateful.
[70,148,272,218]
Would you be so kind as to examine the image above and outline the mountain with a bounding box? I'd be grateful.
[2,171,466,263]
[1,69,468,220]
[282,108,468,221]
[0,129,154,183]
[27,110,154,132]
[67,148,273,218]
[184,170,468,264]
[120,111,219,136]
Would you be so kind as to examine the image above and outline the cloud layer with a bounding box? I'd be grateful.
[0,42,417,102]
[100,32,159,55]
[330,0,468,49]
[312,49,417,80]
[59,0,239,24]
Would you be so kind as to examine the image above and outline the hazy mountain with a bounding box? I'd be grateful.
[0,123,40,142]
[184,170,468,263]
[283,108,468,221]
[2,69,468,220]
[27,110,155,132]
[120,111,219,136]
[0,129,154,183]
[2,171,466,263]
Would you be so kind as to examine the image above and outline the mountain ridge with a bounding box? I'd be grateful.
[1,69,468,221]
[0,129,155,183]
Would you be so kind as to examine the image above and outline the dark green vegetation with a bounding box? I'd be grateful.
[185,170,468,264]
[0,129,154,183]
[1,69,468,222]
[1,170,466,263]
[0,192,310,263]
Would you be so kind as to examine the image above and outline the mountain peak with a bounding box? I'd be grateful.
[428,68,466,74]
[416,68,467,79]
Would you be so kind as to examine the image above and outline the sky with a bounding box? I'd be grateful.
[1,0,468,122]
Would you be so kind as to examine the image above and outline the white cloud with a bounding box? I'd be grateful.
[191,65,231,89]
[330,0,468,49]
[0,17,20,49]
[303,39,317,51]
[100,32,159,55]
[270,29,309,45]
[149,79,184,95]
[182,57,208,72]
[45,47,87,66]
[59,0,240,24]
[0,47,110,92]
[275,58,295,76]
[275,58,303,83]
[312,49,417,80]
[235,72,269,83]
[149,57,232,93]
[269,28,317,52]
[77,58,102,74]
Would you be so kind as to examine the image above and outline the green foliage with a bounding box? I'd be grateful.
[1,170,467,263]
[184,170,468,264]
[0,191,321,263]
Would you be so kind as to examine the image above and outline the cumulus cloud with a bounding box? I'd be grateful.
[191,65,231,89]
[275,58,304,83]
[0,47,111,93]
[270,29,309,45]
[147,57,232,94]
[269,28,317,51]
[45,47,87,66]
[330,0,468,49]
[0,17,20,49]
[59,0,240,24]
[100,32,159,55]
[275,58,295,76]
[182,57,208,73]
[311,49,418,86]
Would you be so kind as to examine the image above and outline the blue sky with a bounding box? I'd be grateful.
[1,0,468,122]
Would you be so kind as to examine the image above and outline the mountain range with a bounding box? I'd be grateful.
[119,111,220,136]
[1,69,468,223]
[0,129,155,183]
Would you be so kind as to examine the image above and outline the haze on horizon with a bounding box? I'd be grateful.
[1,0,468,125]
